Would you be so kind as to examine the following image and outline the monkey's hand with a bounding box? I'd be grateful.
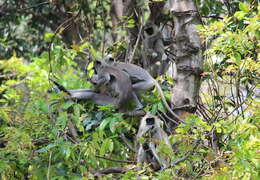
[146,48,157,57]
[91,75,107,89]
[90,74,99,85]
[152,52,158,58]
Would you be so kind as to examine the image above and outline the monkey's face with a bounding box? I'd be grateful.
[104,55,114,64]
[145,26,154,36]
[90,74,99,85]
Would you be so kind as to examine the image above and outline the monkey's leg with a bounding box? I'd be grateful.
[87,93,118,106]
[68,89,118,106]
[131,92,144,110]
[137,146,146,164]
[132,80,155,94]
[68,89,96,98]
[149,142,168,169]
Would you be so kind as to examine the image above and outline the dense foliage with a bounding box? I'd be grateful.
[0,0,259,179]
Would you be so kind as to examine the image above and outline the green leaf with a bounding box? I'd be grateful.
[0,109,11,123]
[88,69,94,78]
[61,101,74,110]
[239,2,250,12]
[60,145,71,160]
[234,52,242,65]
[109,119,117,133]
[37,143,57,153]
[100,139,113,155]
[234,11,247,20]
[108,140,114,152]
[87,61,94,70]
[44,33,54,42]
[99,117,113,131]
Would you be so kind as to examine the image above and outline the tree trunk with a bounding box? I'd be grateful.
[169,0,203,123]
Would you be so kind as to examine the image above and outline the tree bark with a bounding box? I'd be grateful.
[169,0,203,119]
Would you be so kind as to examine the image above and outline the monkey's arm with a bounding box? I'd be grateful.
[154,37,166,60]
[49,80,118,106]
[132,79,155,94]
[68,89,97,98]
[91,75,108,89]
[80,92,118,106]
[67,89,118,106]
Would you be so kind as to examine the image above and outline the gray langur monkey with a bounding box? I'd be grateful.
[94,56,184,123]
[143,22,166,61]
[48,80,120,113]
[136,113,173,170]
[143,22,170,77]
[91,63,144,111]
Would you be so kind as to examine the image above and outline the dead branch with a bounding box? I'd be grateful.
[91,167,127,177]
[67,119,80,143]
[95,155,135,164]
[120,133,136,152]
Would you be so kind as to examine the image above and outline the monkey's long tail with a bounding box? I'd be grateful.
[50,79,71,95]
[154,81,185,124]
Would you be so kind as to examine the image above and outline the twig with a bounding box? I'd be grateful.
[99,0,106,56]
[157,111,171,133]
[129,23,143,63]
[48,9,81,79]
[0,73,18,78]
[66,134,79,144]
[123,109,146,117]
[91,167,128,177]
[0,2,49,14]
[158,109,180,125]
[226,85,256,117]
[67,119,80,143]
[120,133,136,152]
[47,151,52,180]
[95,155,135,164]
[163,139,200,170]
[32,138,49,146]
[201,15,223,20]
[18,1,49,11]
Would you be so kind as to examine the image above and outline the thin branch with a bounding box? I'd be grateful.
[95,155,135,164]
[91,167,128,177]
[226,85,256,117]
[157,111,171,133]
[158,109,180,125]
[47,151,52,180]
[32,138,49,146]
[120,133,136,152]
[48,9,81,79]
[201,15,223,20]
[129,22,143,63]
[0,2,49,14]
[163,140,200,170]
[0,73,18,78]
[99,0,106,56]
[123,109,146,117]
[67,119,80,143]
[19,1,49,11]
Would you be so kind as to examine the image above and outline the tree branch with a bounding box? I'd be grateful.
[95,155,135,164]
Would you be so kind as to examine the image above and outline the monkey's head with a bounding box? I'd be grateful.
[144,22,159,37]
[93,59,105,74]
[104,54,115,64]
[91,72,116,88]
[93,54,114,73]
